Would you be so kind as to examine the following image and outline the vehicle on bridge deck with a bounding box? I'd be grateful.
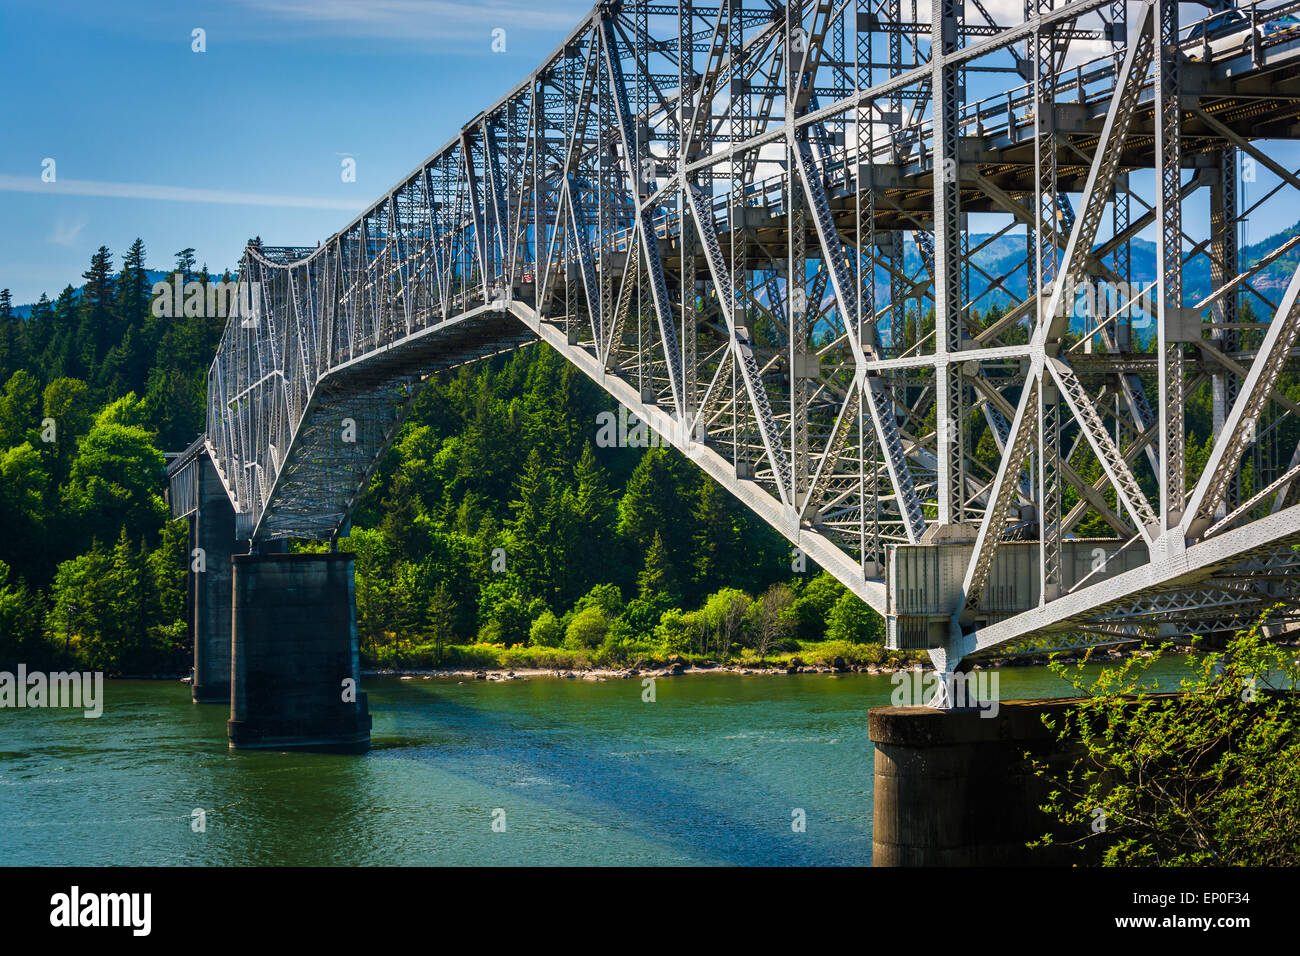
[1186,8,1300,60]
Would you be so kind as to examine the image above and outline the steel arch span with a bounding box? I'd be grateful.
[197,0,1300,671]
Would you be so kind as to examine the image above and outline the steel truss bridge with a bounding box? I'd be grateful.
[194,0,1300,673]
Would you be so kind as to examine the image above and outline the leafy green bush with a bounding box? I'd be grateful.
[1031,614,1300,866]
[575,583,624,618]
[788,571,845,641]
[593,633,657,666]
[825,591,884,643]
[441,643,503,668]
[653,608,693,656]
[498,644,591,670]
[795,639,885,667]
[564,605,609,649]
[528,610,563,647]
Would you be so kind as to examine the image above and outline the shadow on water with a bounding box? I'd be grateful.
[362,675,877,865]
[0,659,1194,865]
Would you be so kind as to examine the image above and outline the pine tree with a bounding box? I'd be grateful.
[79,246,116,383]
[427,582,455,664]
[20,294,53,374]
[103,238,152,395]
[47,287,82,381]
[507,447,563,603]
[378,472,424,562]
[174,248,196,282]
[637,530,680,605]
[691,478,740,599]
[618,447,695,563]
[0,289,23,383]
[562,441,615,603]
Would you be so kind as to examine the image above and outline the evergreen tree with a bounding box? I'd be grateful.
[618,447,696,572]
[47,287,82,381]
[174,248,196,282]
[0,289,23,383]
[78,246,116,383]
[378,472,425,562]
[507,447,564,604]
[563,441,615,603]
[101,238,152,396]
[20,294,53,375]
[0,558,50,669]
[637,530,680,605]
[691,479,740,600]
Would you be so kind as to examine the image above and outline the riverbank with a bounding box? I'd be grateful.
[362,643,1189,681]
[367,659,904,681]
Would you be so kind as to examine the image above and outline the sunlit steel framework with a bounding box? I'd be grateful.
[202,0,1300,675]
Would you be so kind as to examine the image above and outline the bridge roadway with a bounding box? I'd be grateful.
[170,0,1300,680]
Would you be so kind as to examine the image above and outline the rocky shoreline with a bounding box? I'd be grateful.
[362,645,1184,683]
[369,659,899,682]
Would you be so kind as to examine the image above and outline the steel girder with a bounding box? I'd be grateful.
[204,0,1300,667]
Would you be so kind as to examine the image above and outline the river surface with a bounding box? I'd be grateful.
[0,660,1190,866]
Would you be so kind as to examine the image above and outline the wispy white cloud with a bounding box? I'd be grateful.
[47,213,89,247]
[237,0,591,42]
[0,174,366,211]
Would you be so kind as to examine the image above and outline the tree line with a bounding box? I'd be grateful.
[0,242,224,673]
[0,241,888,675]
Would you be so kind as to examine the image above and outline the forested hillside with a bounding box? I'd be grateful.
[0,242,887,676]
[18,227,1291,675]
[0,243,224,674]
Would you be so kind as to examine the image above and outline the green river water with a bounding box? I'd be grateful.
[0,660,1191,865]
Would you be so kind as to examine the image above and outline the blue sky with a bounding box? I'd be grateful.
[0,0,592,303]
[3,0,1300,305]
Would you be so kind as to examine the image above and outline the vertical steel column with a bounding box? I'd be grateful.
[1034,0,1063,600]
[931,0,964,528]
[1111,0,1131,351]
[788,0,809,502]
[859,0,882,572]
[679,0,699,422]
[731,0,747,447]
[1156,0,1185,530]
[1210,146,1240,516]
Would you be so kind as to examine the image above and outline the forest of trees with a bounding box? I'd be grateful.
[0,243,224,674]
[0,241,888,676]
[340,341,886,670]
[7,239,1283,675]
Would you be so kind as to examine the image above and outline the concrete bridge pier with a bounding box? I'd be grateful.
[190,455,242,704]
[227,552,371,753]
[869,700,1084,866]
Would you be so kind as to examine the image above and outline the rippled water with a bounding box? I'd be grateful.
[0,660,1191,866]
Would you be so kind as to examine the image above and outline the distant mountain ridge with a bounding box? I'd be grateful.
[13,217,1299,322]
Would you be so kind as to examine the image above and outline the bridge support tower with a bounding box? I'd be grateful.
[228,552,371,752]
[190,455,241,704]
[869,701,1085,866]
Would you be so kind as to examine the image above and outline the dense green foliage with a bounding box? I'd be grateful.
[1,242,888,674]
[0,243,222,673]
[1031,614,1300,865]
[339,340,886,667]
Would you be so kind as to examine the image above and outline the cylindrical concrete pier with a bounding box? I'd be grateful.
[869,700,1082,866]
[228,552,371,753]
